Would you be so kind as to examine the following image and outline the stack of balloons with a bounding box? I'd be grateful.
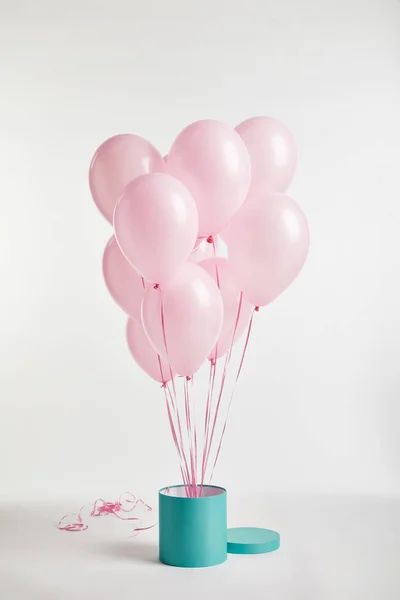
[89,117,309,497]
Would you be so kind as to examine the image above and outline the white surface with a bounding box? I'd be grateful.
[0,493,399,599]
[0,0,400,595]
[1,0,399,501]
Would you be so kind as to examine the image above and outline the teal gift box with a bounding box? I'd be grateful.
[159,485,227,568]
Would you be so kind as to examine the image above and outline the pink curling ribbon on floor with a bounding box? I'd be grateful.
[57,492,155,535]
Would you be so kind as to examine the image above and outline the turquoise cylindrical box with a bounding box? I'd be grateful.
[159,485,227,568]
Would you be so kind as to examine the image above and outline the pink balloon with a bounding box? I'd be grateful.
[89,134,165,224]
[166,120,251,237]
[102,236,145,322]
[189,237,218,263]
[200,258,253,359]
[114,173,198,284]
[224,194,309,306]
[142,263,223,376]
[126,318,172,383]
[235,117,296,196]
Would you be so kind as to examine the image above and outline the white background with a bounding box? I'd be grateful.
[1,0,400,598]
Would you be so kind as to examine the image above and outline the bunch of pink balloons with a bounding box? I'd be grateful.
[90,117,309,381]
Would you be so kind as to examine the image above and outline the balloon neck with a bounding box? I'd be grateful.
[210,357,216,366]
[255,306,260,312]
[186,375,192,381]
[160,382,167,388]
[206,235,213,244]
[153,283,160,290]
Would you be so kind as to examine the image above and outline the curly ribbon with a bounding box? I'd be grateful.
[57,512,88,532]
[57,492,154,535]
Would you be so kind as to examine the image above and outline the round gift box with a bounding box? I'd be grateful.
[159,485,227,568]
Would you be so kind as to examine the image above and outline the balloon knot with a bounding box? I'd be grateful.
[186,376,191,381]
[153,283,159,290]
[255,306,260,312]
[206,235,213,244]
[210,358,216,366]
[160,382,167,389]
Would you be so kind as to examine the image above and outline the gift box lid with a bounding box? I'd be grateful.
[227,527,280,554]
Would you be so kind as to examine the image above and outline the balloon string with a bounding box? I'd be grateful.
[199,244,220,491]
[209,307,257,482]
[200,357,216,494]
[212,241,220,287]
[191,375,198,494]
[190,377,198,497]
[183,377,192,492]
[159,290,176,398]
[170,384,192,495]
[162,381,191,495]
[184,376,197,496]
[202,361,214,474]
[164,378,191,496]
[204,292,243,478]
[157,354,169,387]
[157,291,191,496]
[154,296,190,495]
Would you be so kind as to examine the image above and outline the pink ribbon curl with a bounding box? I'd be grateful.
[57,492,155,535]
